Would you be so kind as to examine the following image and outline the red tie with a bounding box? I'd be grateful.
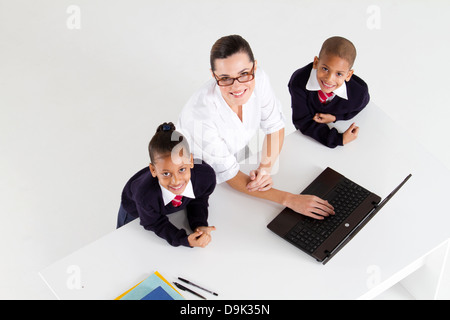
[318,90,333,104]
[171,195,183,207]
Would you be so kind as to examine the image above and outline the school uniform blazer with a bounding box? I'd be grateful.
[121,161,216,247]
[288,62,370,148]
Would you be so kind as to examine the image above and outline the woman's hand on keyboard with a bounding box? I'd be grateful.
[285,194,335,219]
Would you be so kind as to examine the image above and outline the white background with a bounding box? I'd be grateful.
[1,0,449,299]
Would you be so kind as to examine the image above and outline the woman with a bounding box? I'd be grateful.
[178,35,334,220]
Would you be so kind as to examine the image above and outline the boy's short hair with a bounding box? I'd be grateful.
[319,36,357,69]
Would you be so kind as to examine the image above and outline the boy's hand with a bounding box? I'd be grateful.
[188,226,216,248]
[343,122,359,145]
[313,113,336,124]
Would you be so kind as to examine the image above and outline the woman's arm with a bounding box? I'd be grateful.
[226,171,334,220]
[247,128,285,192]
[260,127,284,171]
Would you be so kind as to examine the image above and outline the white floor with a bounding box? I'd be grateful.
[1,0,449,300]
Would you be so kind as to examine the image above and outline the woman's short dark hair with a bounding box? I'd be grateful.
[210,35,255,71]
[148,122,190,163]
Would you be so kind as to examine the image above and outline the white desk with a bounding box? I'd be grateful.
[39,103,450,300]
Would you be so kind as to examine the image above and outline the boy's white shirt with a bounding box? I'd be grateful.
[159,180,195,206]
[306,68,348,101]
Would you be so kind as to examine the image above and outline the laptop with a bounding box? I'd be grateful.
[267,167,411,265]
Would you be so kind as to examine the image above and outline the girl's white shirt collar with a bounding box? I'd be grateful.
[159,180,195,206]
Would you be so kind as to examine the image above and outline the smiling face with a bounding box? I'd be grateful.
[313,54,354,94]
[212,52,257,109]
[149,151,194,195]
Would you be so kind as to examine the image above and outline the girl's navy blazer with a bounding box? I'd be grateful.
[121,160,216,247]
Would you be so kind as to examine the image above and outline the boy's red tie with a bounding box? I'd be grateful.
[318,90,334,104]
[171,195,183,207]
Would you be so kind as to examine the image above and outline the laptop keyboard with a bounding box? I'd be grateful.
[286,179,371,254]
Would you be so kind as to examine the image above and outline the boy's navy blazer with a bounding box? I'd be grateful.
[288,62,370,148]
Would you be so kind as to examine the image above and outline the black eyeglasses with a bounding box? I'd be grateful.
[213,63,255,86]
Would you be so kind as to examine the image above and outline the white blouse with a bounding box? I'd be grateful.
[178,68,285,184]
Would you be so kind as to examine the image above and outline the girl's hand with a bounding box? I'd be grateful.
[188,226,216,248]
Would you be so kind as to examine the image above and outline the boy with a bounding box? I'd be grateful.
[288,36,370,148]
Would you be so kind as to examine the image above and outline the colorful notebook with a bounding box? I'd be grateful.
[140,286,173,300]
[115,271,184,300]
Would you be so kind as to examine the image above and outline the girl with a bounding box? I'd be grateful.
[117,122,216,248]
